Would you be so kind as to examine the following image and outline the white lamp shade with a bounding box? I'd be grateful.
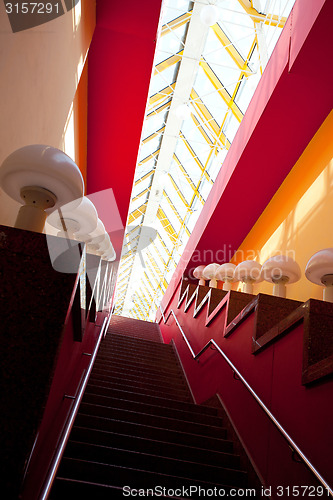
[193,265,206,280]
[202,263,220,280]
[88,219,106,244]
[234,260,263,283]
[305,248,333,286]
[102,243,116,262]
[200,5,219,26]
[0,145,84,211]
[261,255,301,284]
[47,197,98,236]
[215,263,236,282]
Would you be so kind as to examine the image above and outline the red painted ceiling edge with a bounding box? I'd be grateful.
[161,0,333,311]
[86,0,163,263]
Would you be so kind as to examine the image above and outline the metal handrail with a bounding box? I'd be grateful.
[39,312,112,500]
[159,304,333,496]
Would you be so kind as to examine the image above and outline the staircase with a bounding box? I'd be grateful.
[50,316,257,498]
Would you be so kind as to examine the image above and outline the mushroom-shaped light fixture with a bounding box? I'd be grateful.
[47,196,98,240]
[200,4,219,26]
[0,145,84,233]
[234,260,262,294]
[215,263,236,291]
[202,263,220,288]
[193,265,206,286]
[305,248,333,302]
[261,255,301,298]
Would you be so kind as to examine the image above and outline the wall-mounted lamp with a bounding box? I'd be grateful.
[202,263,220,288]
[0,145,84,233]
[305,248,333,302]
[261,255,301,298]
[215,263,236,291]
[193,265,206,286]
[234,260,262,294]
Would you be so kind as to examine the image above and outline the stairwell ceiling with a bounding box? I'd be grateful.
[114,0,296,321]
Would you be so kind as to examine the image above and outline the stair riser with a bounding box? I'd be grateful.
[64,441,245,485]
[96,353,181,371]
[93,359,182,377]
[85,381,192,402]
[75,414,228,449]
[88,375,189,395]
[88,370,188,390]
[98,348,177,365]
[58,457,246,491]
[80,386,210,415]
[82,393,224,427]
[102,343,171,358]
[77,403,227,438]
[91,364,186,386]
[70,426,235,462]
[104,332,163,347]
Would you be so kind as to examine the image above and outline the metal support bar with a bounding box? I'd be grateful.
[158,304,333,497]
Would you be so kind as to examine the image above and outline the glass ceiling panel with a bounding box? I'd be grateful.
[115,0,296,321]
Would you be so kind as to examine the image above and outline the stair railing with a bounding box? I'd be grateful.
[159,305,333,497]
[38,312,112,500]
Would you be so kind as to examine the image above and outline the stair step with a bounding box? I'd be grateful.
[91,363,187,386]
[82,385,212,415]
[70,426,235,463]
[103,333,166,350]
[51,479,183,499]
[98,346,177,364]
[77,402,226,438]
[57,457,247,492]
[88,374,189,396]
[84,381,192,403]
[93,358,182,377]
[74,413,229,449]
[82,393,223,427]
[89,369,188,390]
[64,440,245,484]
[96,352,181,371]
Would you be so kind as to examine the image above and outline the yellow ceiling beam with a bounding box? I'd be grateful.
[161,12,191,36]
[154,51,183,75]
[163,190,191,237]
[198,62,243,122]
[128,203,147,224]
[238,0,287,27]
[147,101,170,119]
[132,187,150,203]
[142,126,166,144]
[211,24,252,71]
[173,155,206,204]
[134,170,154,186]
[138,149,160,166]
[157,207,178,243]
[167,174,190,209]
[148,85,175,110]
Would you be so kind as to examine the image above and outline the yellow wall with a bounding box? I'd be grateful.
[0,0,95,227]
[232,109,333,302]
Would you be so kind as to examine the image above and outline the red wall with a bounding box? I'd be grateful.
[159,285,333,497]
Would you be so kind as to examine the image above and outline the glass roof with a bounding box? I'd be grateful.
[114,0,296,321]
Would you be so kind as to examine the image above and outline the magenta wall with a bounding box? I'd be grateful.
[159,285,333,497]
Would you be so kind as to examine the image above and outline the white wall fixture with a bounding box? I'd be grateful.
[215,263,236,291]
[193,265,207,286]
[202,263,220,288]
[200,4,219,26]
[261,255,301,298]
[47,197,98,240]
[0,145,84,233]
[234,260,262,294]
[305,248,333,302]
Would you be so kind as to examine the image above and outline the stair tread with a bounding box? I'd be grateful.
[74,412,228,445]
[65,439,242,473]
